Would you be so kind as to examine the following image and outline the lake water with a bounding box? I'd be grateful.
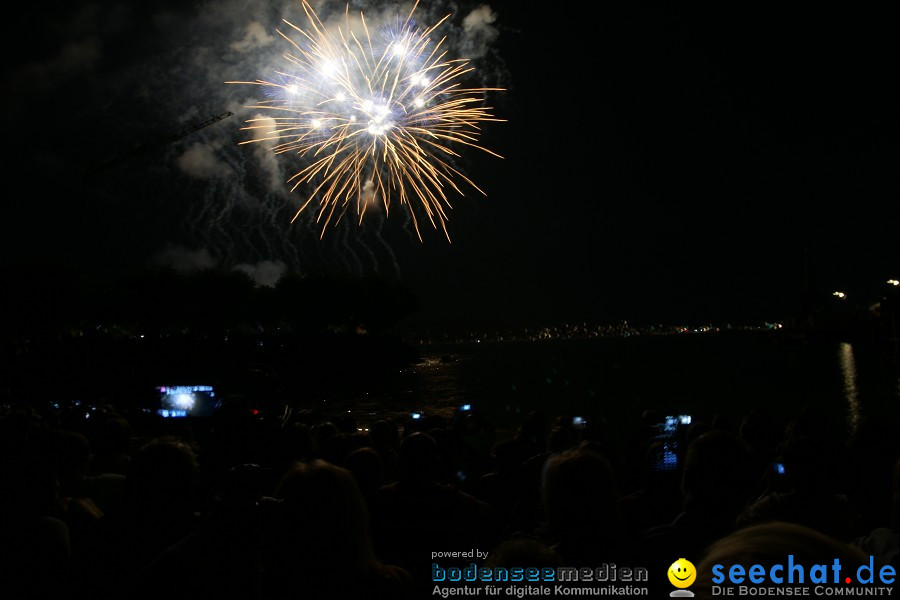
[16,329,896,452]
[328,332,900,445]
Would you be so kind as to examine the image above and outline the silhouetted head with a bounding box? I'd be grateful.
[485,537,563,570]
[335,414,356,434]
[739,408,779,459]
[312,421,339,454]
[0,410,33,451]
[517,411,549,447]
[785,406,830,441]
[273,459,378,574]
[693,522,867,600]
[781,435,841,493]
[46,430,90,492]
[127,439,200,517]
[681,430,755,512]
[685,421,712,446]
[641,410,663,430]
[1,457,59,517]
[223,463,266,505]
[343,447,384,499]
[369,420,399,451]
[547,425,576,454]
[712,414,735,433]
[93,416,132,454]
[541,444,620,538]
[277,421,313,462]
[398,432,439,484]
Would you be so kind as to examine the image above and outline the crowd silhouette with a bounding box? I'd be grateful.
[1,395,898,599]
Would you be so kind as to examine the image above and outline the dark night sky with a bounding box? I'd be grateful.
[2,1,897,329]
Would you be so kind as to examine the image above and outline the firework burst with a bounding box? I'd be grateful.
[227,1,504,241]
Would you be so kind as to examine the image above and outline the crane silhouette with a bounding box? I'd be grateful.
[88,111,233,178]
[77,111,234,262]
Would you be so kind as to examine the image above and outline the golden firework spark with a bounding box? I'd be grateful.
[227,0,504,240]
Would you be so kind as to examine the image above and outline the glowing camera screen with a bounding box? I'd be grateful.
[156,385,219,418]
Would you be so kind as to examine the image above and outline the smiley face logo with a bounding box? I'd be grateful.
[668,558,696,588]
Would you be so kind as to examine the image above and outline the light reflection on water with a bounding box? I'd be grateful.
[329,335,900,444]
[838,342,860,437]
[339,355,469,425]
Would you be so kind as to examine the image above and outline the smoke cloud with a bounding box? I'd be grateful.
[230,21,276,53]
[461,5,499,59]
[176,141,233,179]
[234,259,287,287]
[15,0,505,280]
[152,244,218,273]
